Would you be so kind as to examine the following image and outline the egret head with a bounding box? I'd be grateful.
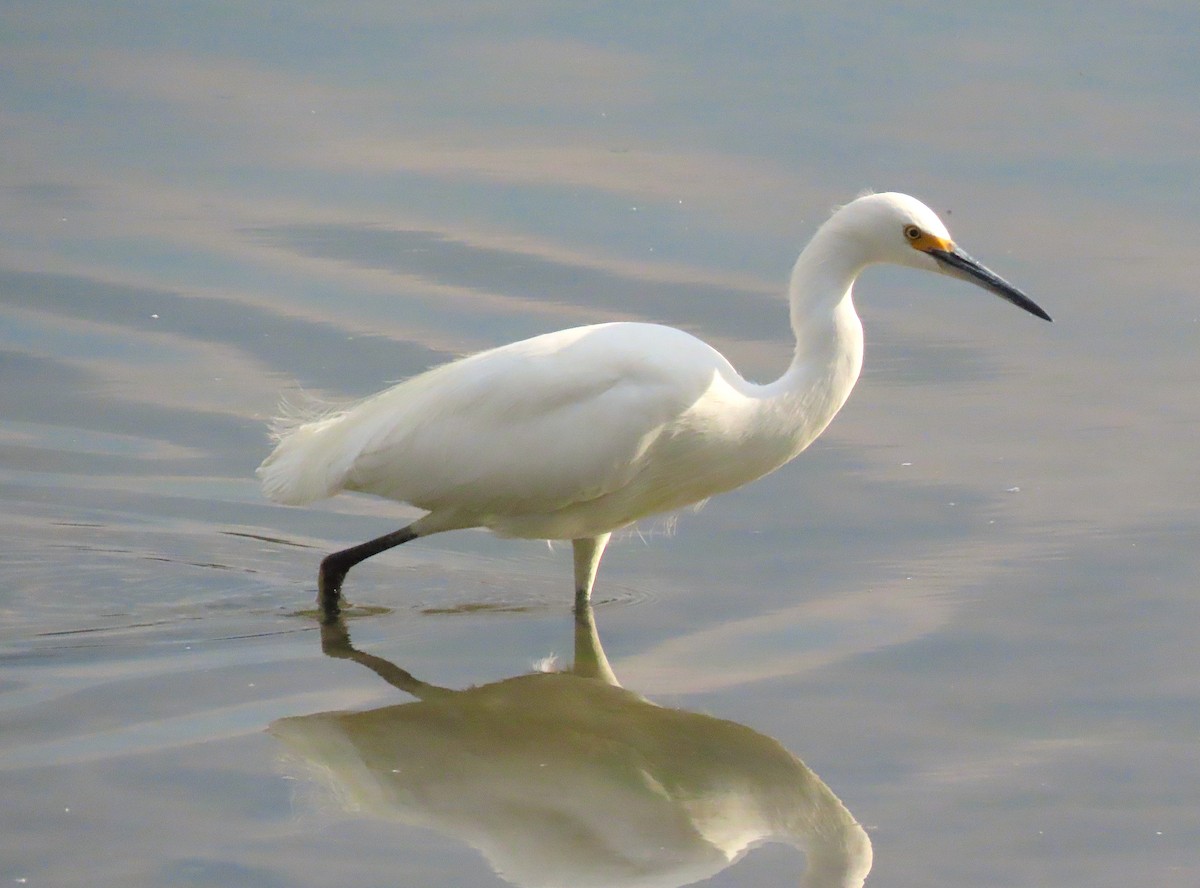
[839,192,1051,322]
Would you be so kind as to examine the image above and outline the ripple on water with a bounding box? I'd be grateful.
[3,503,657,657]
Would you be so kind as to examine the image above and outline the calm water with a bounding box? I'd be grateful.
[3,3,1199,886]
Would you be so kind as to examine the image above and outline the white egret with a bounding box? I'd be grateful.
[258,192,1050,616]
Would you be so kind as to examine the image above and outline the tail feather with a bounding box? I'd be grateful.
[265,392,342,442]
[257,395,354,505]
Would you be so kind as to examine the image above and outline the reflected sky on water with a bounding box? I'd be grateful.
[1,3,1199,886]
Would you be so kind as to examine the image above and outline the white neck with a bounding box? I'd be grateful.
[752,225,867,457]
[787,223,869,361]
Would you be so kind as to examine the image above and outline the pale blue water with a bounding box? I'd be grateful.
[2,3,1199,886]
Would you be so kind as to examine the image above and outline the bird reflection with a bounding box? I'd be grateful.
[270,606,872,888]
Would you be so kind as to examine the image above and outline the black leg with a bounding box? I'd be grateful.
[318,524,419,617]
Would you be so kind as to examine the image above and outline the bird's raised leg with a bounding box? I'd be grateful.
[571,533,612,614]
[318,524,419,618]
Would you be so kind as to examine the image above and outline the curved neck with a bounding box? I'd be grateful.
[706,221,869,480]
[747,227,866,457]
[787,221,870,364]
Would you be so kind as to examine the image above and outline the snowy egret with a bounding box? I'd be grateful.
[258,192,1050,616]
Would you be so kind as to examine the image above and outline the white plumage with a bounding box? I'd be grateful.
[258,192,1049,614]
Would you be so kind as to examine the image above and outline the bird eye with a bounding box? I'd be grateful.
[904,225,922,241]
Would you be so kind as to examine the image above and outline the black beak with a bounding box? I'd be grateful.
[929,248,1052,322]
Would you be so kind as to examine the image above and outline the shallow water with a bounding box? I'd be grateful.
[3,4,1200,886]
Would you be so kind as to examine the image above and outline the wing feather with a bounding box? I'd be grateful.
[258,324,726,521]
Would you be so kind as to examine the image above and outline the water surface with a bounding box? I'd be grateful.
[2,3,1199,886]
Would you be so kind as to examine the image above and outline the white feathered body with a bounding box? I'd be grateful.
[258,313,863,541]
[256,193,1045,601]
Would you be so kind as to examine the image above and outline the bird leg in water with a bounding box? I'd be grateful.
[571,533,611,613]
[318,524,420,616]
